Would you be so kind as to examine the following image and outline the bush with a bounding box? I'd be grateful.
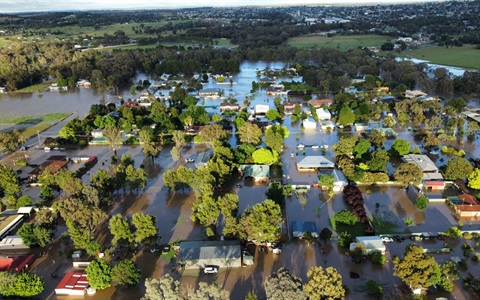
[337,232,353,248]
[365,280,384,298]
[78,140,87,147]
[333,210,358,226]
[444,226,462,238]
[415,195,429,210]
[464,232,473,240]
[404,217,414,226]
[473,252,480,262]
[371,252,387,265]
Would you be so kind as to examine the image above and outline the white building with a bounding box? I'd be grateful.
[302,117,317,130]
[351,236,386,254]
[316,108,331,121]
[255,104,270,115]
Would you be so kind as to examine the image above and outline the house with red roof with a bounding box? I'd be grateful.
[55,272,89,295]
[0,255,34,271]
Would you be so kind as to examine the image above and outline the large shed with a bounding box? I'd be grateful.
[296,156,335,171]
[353,236,386,254]
[178,240,242,270]
[291,221,319,239]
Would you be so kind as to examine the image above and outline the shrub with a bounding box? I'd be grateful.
[371,252,386,265]
[444,226,462,238]
[333,210,358,226]
[404,217,414,226]
[78,140,87,147]
[464,232,473,240]
[473,253,480,262]
[415,195,429,210]
[337,232,353,248]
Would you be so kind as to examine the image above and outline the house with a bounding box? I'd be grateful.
[308,99,333,108]
[402,154,439,173]
[283,101,301,110]
[76,79,91,88]
[199,88,223,97]
[91,129,103,138]
[291,221,319,239]
[266,84,287,95]
[404,90,427,99]
[0,211,26,240]
[219,103,240,113]
[178,240,242,270]
[423,180,445,191]
[55,272,89,296]
[320,120,335,131]
[355,122,369,132]
[195,150,213,168]
[28,156,69,181]
[255,104,269,115]
[302,117,317,130]
[49,83,68,91]
[0,236,30,256]
[239,165,270,183]
[258,76,276,84]
[184,126,206,136]
[454,205,480,218]
[351,236,386,254]
[316,108,331,121]
[363,128,397,138]
[0,255,34,271]
[303,106,312,115]
[296,156,335,171]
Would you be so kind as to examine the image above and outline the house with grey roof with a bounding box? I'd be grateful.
[178,240,242,270]
[296,156,335,171]
[239,165,270,183]
[402,154,439,173]
[195,150,213,168]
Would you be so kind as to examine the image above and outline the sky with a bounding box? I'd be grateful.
[1,0,435,14]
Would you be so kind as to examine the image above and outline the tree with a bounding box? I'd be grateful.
[333,210,357,226]
[264,125,289,153]
[468,168,480,189]
[132,213,157,244]
[303,266,345,300]
[0,163,20,196]
[265,268,306,300]
[391,138,410,156]
[139,127,162,162]
[170,146,181,161]
[444,226,462,238]
[86,258,112,290]
[142,275,180,300]
[318,174,334,191]
[56,169,83,196]
[444,157,474,181]
[86,240,101,255]
[191,195,220,232]
[103,126,123,155]
[368,129,386,148]
[16,195,33,208]
[333,136,358,158]
[415,194,429,210]
[33,225,53,247]
[337,231,353,248]
[187,282,230,300]
[0,272,45,297]
[241,199,282,243]
[383,115,396,128]
[365,280,384,299]
[67,220,92,249]
[265,182,286,206]
[35,208,57,226]
[0,129,26,151]
[112,259,141,286]
[238,122,262,145]
[337,106,355,126]
[218,193,239,217]
[393,244,441,289]
[172,130,185,148]
[252,148,278,165]
[394,163,423,187]
[109,214,134,245]
[266,109,281,121]
[353,139,371,159]
[199,124,227,144]
[17,224,37,247]
[319,227,333,241]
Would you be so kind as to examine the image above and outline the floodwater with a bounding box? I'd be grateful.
[3,60,480,300]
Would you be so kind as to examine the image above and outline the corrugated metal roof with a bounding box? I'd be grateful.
[178,241,241,262]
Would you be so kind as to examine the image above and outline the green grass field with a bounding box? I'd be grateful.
[288,34,393,51]
[397,45,480,70]
[0,112,70,125]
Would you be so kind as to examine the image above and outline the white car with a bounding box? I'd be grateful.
[204,266,219,274]
[381,237,394,243]
[296,144,305,149]
[185,158,195,163]
[312,144,319,149]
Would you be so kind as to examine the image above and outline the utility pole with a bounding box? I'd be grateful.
[37,130,41,147]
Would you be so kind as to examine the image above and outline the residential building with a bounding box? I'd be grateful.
[316,108,331,121]
[219,103,240,113]
[352,236,386,254]
[178,240,242,270]
[296,156,335,171]
[402,154,439,175]
[0,255,34,271]
[55,272,89,296]
[199,88,223,97]
[302,117,317,130]
[239,165,270,183]
[291,221,319,238]
[255,104,269,115]
[195,149,213,168]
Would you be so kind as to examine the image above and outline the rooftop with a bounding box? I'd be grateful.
[178,240,241,262]
[55,272,88,295]
[0,255,34,271]
[402,154,438,172]
[297,156,335,170]
[239,164,270,178]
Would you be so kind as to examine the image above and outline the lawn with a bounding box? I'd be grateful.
[331,219,366,238]
[288,34,393,51]
[0,113,70,125]
[12,82,52,93]
[396,44,480,70]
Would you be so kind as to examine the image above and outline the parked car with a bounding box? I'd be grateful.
[272,248,282,254]
[162,245,170,254]
[204,266,219,274]
[296,144,305,149]
[381,237,394,243]
[312,144,319,149]
[185,158,195,163]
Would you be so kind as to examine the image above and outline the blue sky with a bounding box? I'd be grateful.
[1,0,432,13]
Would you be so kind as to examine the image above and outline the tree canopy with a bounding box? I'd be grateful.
[252,148,279,165]
[86,258,113,290]
[0,272,45,298]
[394,162,423,187]
[142,275,180,300]
[265,268,306,300]
[444,157,474,181]
[112,259,141,286]
[303,266,345,300]
[241,199,282,243]
[238,122,262,145]
[391,138,410,156]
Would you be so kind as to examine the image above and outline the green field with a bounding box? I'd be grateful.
[397,45,480,70]
[0,112,70,125]
[288,34,393,51]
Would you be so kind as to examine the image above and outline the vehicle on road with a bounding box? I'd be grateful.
[204,266,219,274]
[185,158,195,163]
[381,237,394,243]
[312,144,319,149]
[162,246,170,254]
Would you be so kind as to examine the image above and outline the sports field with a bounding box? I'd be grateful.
[400,45,480,70]
[287,34,393,51]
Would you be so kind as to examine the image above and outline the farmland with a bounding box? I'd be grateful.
[287,34,393,51]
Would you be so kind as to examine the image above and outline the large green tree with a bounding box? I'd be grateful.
[264,125,290,153]
[0,272,45,298]
[444,157,474,181]
[112,259,141,286]
[109,214,134,245]
[303,266,345,300]
[353,139,371,159]
[241,199,282,243]
[468,168,480,190]
[391,138,411,156]
[0,163,20,196]
[252,148,278,165]
[132,213,158,244]
[393,244,441,289]
[394,163,423,187]
[103,125,123,155]
[265,268,306,300]
[238,122,262,145]
[139,127,162,162]
[86,258,112,290]
[0,129,26,151]
[142,275,180,300]
[337,106,355,127]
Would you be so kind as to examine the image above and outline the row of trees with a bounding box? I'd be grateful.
[86,258,141,290]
